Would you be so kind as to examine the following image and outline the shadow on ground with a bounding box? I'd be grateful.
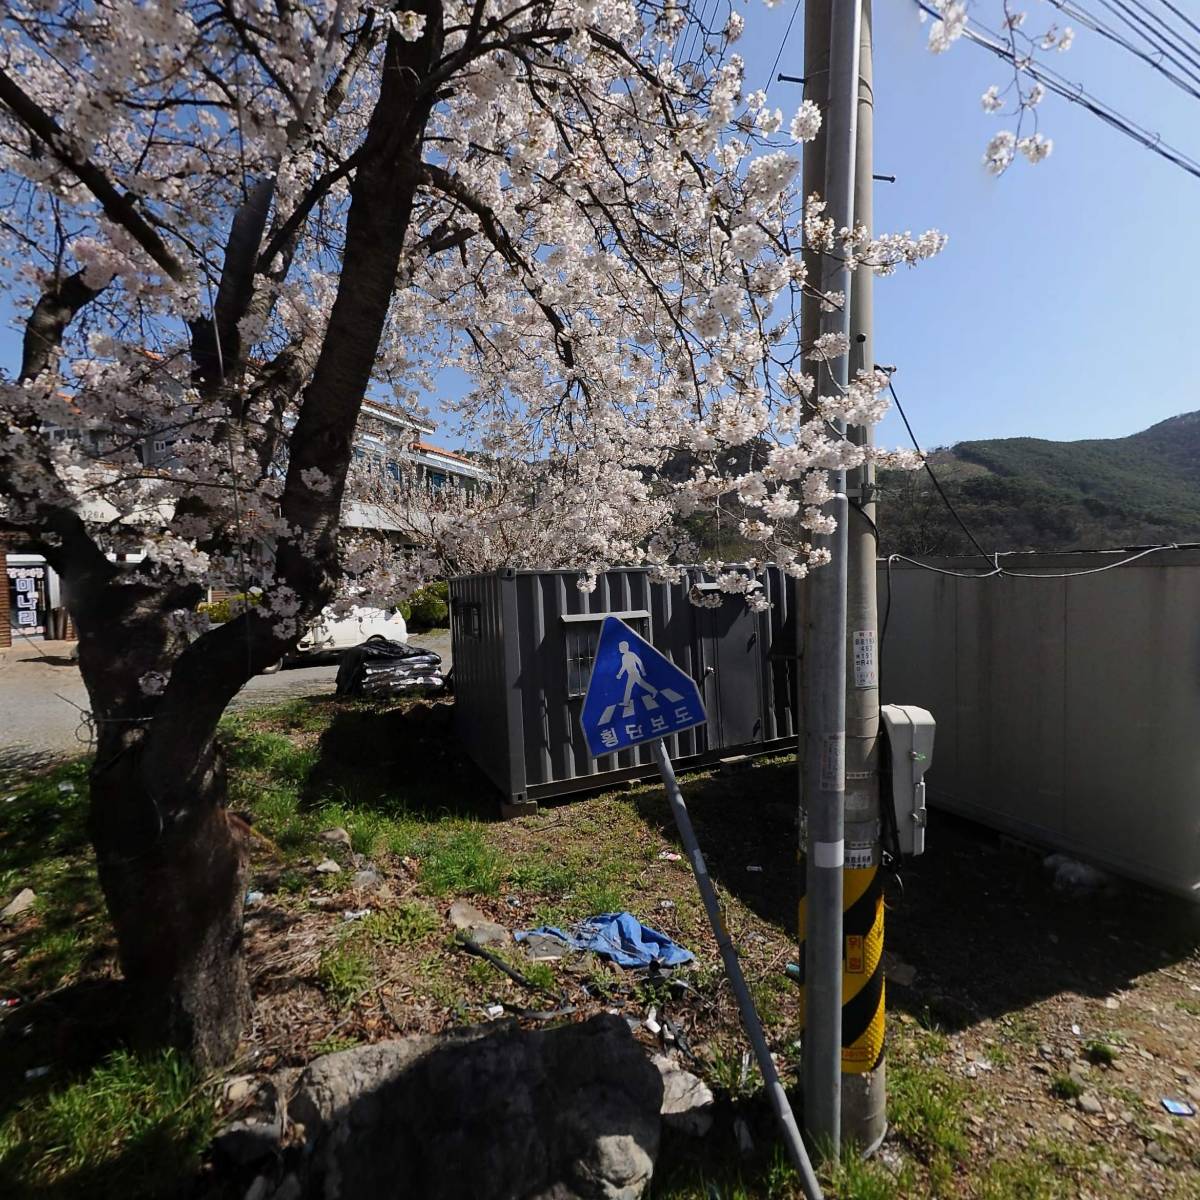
[297,698,498,823]
[624,757,1200,1032]
[0,746,70,784]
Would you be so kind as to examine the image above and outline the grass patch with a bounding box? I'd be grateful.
[0,1050,213,1199]
[362,902,440,947]
[888,1054,968,1168]
[221,725,316,787]
[703,1046,761,1098]
[975,1139,1100,1200]
[507,855,578,897]
[317,943,374,1009]
[413,826,507,896]
[1082,1040,1117,1066]
[0,760,111,997]
[520,958,557,992]
[828,1149,917,1200]
[1049,1074,1083,1101]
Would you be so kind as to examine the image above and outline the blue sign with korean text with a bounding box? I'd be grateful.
[580,617,707,757]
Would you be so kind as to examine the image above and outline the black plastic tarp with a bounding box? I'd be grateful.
[335,636,444,698]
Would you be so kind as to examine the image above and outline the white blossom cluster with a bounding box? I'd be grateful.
[926,0,1072,174]
[0,0,950,639]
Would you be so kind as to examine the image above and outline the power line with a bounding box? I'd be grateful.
[1049,0,1200,100]
[1121,0,1200,68]
[889,543,1179,577]
[1154,0,1200,42]
[885,377,995,564]
[913,0,1200,181]
[883,376,1185,582]
[763,0,804,95]
[1092,0,1200,84]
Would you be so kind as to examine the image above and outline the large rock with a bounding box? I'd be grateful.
[448,899,510,947]
[1,888,36,920]
[286,1014,662,1200]
[651,1054,714,1137]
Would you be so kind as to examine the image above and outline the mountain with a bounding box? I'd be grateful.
[878,411,1200,556]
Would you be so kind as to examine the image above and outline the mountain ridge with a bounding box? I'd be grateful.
[879,410,1200,556]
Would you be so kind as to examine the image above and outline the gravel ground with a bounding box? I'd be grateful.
[0,630,452,774]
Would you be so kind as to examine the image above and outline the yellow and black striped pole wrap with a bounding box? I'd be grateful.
[797,857,885,1073]
[840,864,884,1073]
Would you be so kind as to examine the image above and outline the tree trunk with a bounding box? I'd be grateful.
[87,706,250,1066]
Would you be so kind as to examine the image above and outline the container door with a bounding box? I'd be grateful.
[700,592,765,748]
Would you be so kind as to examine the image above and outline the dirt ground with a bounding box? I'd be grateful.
[2,695,1197,1198]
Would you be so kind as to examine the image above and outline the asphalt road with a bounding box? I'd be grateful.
[0,631,451,774]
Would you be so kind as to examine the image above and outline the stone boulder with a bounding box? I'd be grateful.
[285,1013,662,1200]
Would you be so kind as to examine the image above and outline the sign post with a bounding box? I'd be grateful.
[580,617,823,1200]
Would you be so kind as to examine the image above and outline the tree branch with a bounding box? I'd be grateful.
[20,269,103,380]
[0,69,186,283]
[421,162,575,369]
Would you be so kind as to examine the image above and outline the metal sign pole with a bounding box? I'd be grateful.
[651,738,824,1200]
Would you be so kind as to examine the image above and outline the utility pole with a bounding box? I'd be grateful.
[841,0,888,1153]
[799,0,861,1160]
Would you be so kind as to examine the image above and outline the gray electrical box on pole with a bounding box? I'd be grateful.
[880,705,935,858]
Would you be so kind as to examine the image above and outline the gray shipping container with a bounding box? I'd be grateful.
[450,566,799,812]
[879,547,1200,899]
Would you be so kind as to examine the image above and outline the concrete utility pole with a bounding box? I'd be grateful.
[841,0,888,1153]
[800,0,861,1159]
[794,0,830,1145]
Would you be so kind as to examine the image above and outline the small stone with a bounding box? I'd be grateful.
[1146,1142,1172,1166]
[1077,1093,1103,1115]
[314,859,342,874]
[319,827,352,848]
[448,899,510,947]
[652,1053,715,1137]
[0,888,36,920]
[1104,997,1120,1010]
[1038,1044,1054,1060]
[1032,1063,1050,1075]
[351,867,384,892]
[1057,1113,1079,1134]
[212,1117,283,1166]
[225,1075,256,1106]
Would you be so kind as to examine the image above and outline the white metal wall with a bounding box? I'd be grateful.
[879,548,1200,898]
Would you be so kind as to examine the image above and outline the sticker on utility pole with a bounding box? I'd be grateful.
[852,629,878,688]
[580,616,707,757]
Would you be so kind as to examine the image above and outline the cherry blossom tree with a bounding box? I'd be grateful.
[0,0,944,1063]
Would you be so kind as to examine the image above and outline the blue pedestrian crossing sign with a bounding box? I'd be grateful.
[580,617,707,757]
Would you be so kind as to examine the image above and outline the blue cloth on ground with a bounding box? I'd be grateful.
[515,911,693,968]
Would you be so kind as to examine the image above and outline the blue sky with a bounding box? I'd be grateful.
[741,0,1200,450]
[2,1,1196,452]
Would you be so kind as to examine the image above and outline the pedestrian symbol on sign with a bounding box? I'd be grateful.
[579,617,706,758]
